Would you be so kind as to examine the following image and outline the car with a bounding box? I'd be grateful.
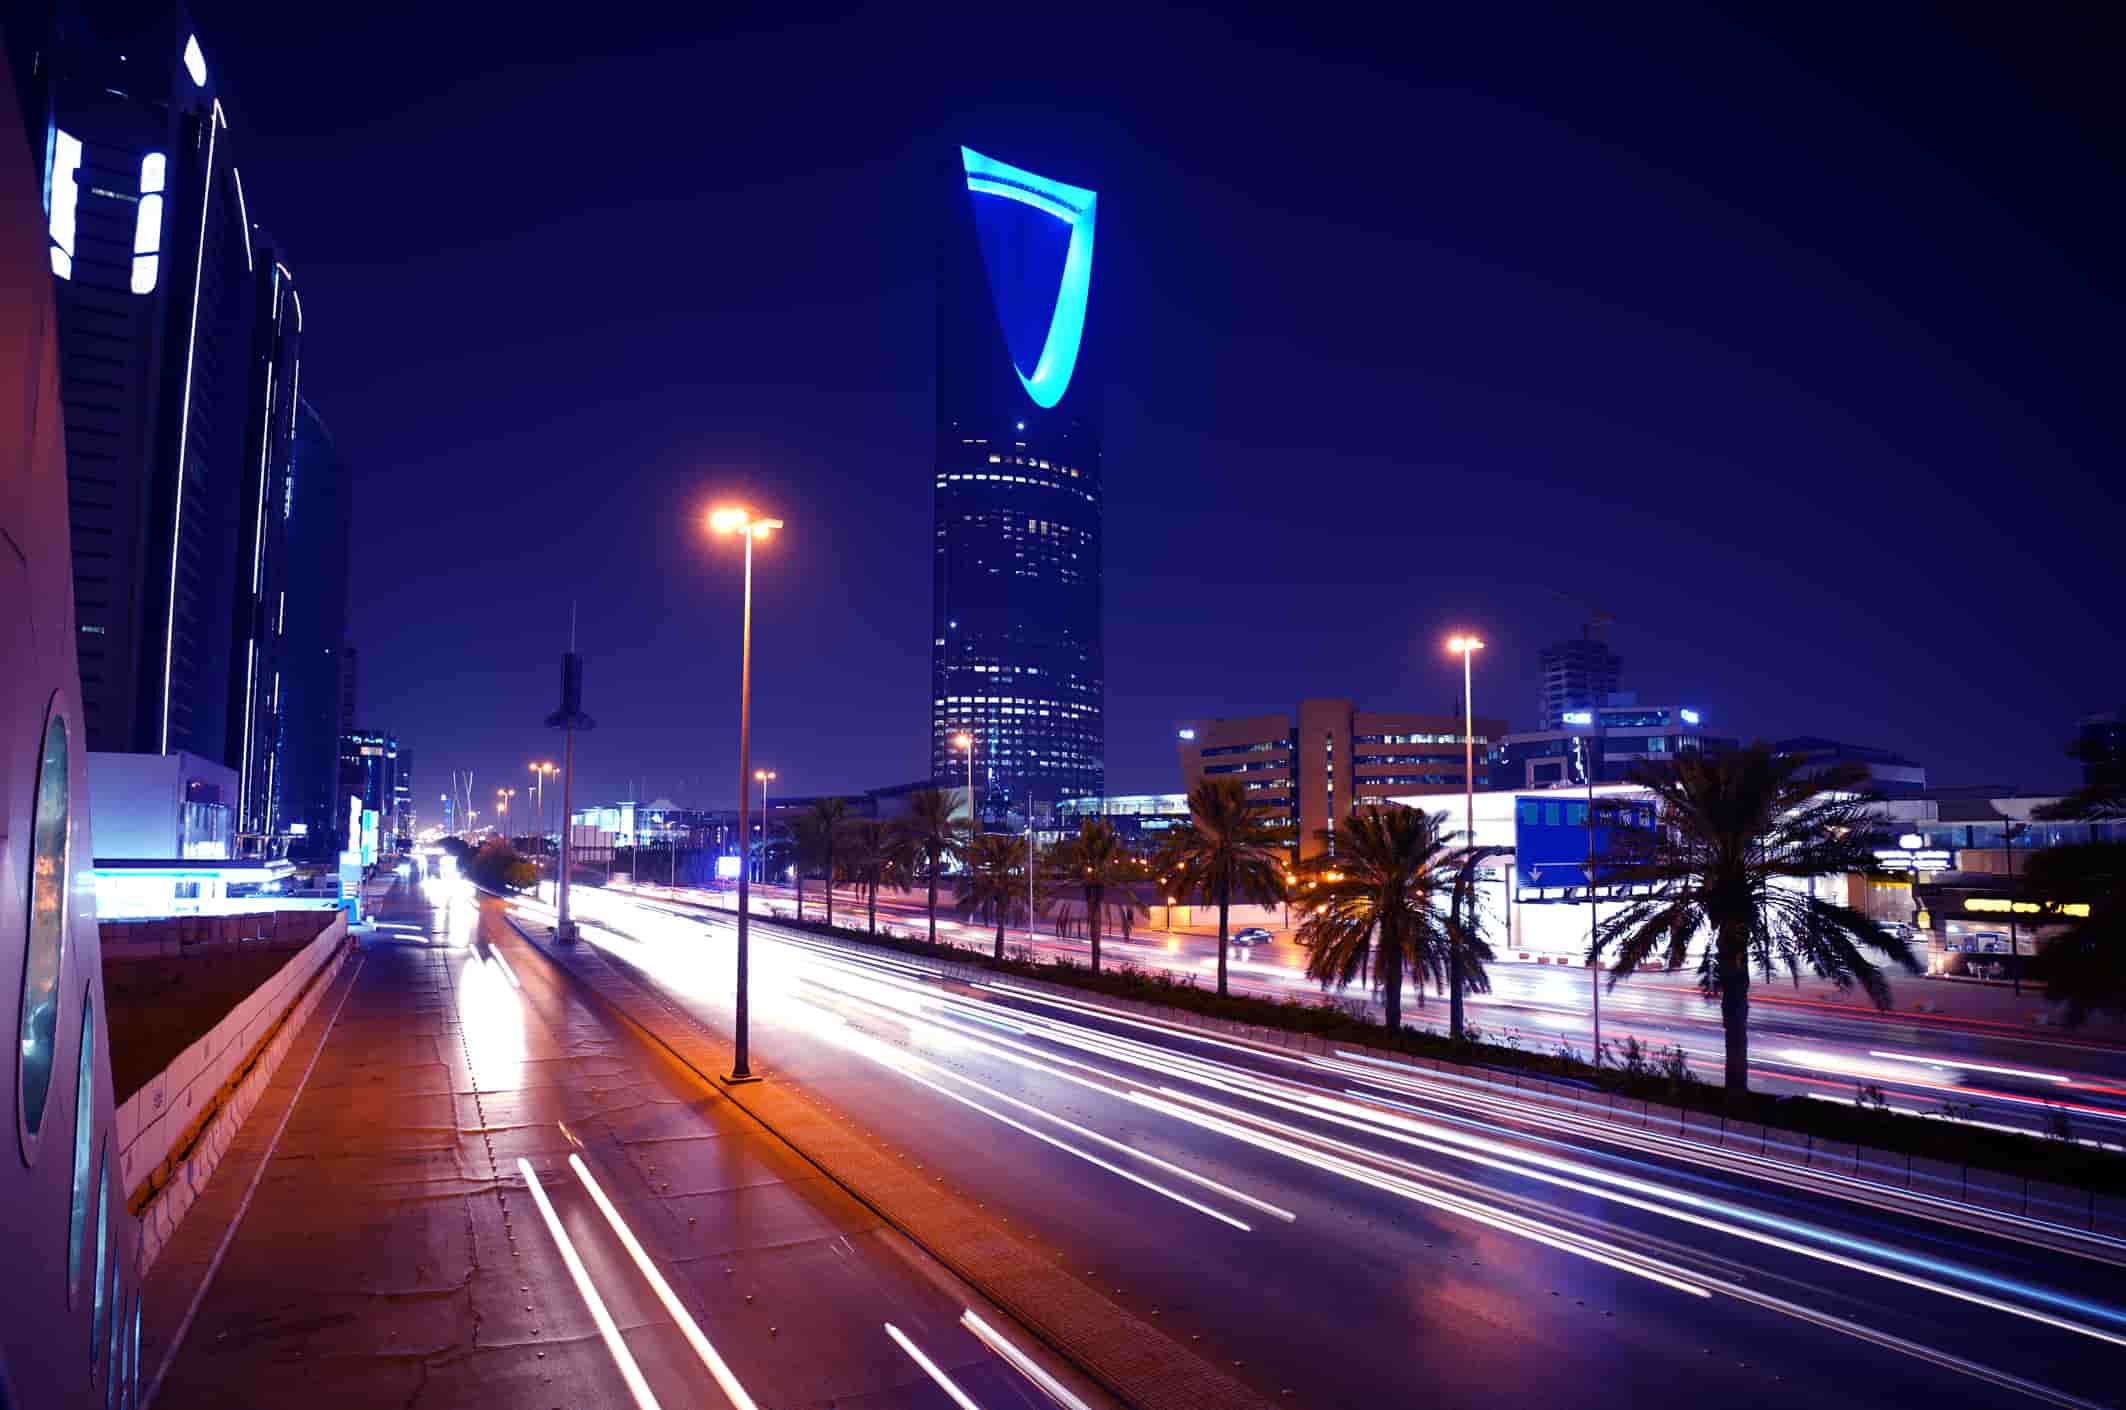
[1233,927,1274,946]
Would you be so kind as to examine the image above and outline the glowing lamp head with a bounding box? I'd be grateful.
[954,733,973,751]
[1447,634,1486,655]
[709,506,750,535]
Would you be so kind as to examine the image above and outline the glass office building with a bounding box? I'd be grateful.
[932,146,1104,821]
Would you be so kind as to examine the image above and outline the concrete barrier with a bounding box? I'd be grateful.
[117,911,351,1271]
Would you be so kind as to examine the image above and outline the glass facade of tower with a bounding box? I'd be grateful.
[932,147,1104,821]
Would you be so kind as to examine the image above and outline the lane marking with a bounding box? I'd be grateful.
[959,1310,1096,1410]
[884,1322,986,1410]
[518,1157,662,1410]
[568,1153,760,1410]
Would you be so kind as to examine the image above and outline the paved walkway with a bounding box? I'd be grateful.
[141,877,1097,1409]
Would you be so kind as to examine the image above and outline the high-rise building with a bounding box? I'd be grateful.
[1537,622,1621,730]
[932,145,1104,822]
[1178,699,1507,859]
[37,6,308,844]
[273,399,353,856]
[393,746,414,843]
[339,643,359,733]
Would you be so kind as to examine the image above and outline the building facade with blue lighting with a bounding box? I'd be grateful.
[35,3,316,847]
[1492,703,1736,789]
[932,146,1105,823]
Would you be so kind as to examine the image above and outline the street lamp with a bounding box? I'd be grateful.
[753,768,776,884]
[496,787,516,841]
[710,504,782,1084]
[1445,633,1484,1042]
[954,731,975,828]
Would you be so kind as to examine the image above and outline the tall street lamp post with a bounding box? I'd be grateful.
[753,768,776,884]
[1566,714,1604,1066]
[1446,634,1484,1042]
[955,731,976,829]
[711,505,782,1084]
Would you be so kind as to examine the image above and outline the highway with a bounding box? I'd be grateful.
[497,883,2126,1410]
[616,879,2126,1145]
[151,872,1108,1410]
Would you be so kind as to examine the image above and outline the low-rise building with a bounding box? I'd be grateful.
[1179,699,1504,859]
[1491,701,1735,790]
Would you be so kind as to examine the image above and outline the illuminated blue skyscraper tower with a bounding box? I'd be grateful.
[932,146,1104,821]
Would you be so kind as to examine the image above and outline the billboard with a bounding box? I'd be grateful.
[1514,794,1656,897]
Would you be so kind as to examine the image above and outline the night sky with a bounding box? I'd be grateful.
[206,4,2122,815]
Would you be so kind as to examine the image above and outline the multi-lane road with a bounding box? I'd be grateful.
[619,879,2126,1145]
[495,882,2126,1410]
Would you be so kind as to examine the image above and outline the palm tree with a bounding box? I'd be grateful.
[1291,806,1494,1035]
[1046,818,1146,974]
[891,787,966,947]
[1157,778,1289,996]
[957,831,1031,959]
[789,797,849,927]
[1595,746,1917,1097]
[839,818,904,937]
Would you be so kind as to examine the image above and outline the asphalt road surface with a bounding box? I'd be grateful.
[625,880,2126,1146]
[499,883,2126,1410]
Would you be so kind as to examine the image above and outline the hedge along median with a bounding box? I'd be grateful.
[663,895,2126,1198]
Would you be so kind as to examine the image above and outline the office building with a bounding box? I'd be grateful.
[1537,624,1622,731]
[338,729,397,851]
[1178,700,1506,859]
[1493,703,1735,790]
[273,399,353,856]
[1774,737,1927,798]
[1051,793,1191,850]
[339,643,359,732]
[932,145,1104,822]
[393,746,414,844]
[39,5,313,847]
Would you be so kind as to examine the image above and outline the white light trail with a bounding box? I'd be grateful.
[883,1323,985,1410]
[958,1310,1095,1410]
[569,1154,759,1410]
[1867,1050,2070,1084]
[516,1158,661,1410]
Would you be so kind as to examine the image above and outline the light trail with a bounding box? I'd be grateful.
[568,1153,761,1410]
[517,1157,661,1410]
[1126,1088,1712,1297]
[533,889,2126,1397]
[793,998,1256,1232]
[958,1310,1096,1410]
[883,1324,986,1410]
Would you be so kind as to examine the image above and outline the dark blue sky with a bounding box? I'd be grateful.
[212,3,2122,814]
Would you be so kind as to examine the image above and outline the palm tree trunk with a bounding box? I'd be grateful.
[1216,884,1231,997]
[867,882,877,936]
[825,848,835,927]
[1380,921,1402,1033]
[994,904,1005,961]
[1721,967,1751,1099]
[795,869,804,921]
[1448,925,1465,1041]
[927,860,939,946]
[1089,885,1103,974]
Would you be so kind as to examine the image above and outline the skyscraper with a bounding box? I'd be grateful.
[274,398,353,857]
[932,145,1104,821]
[1537,622,1622,729]
[36,5,310,845]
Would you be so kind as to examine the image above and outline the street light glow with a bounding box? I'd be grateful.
[1446,634,1485,655]
[709,505,784,539]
